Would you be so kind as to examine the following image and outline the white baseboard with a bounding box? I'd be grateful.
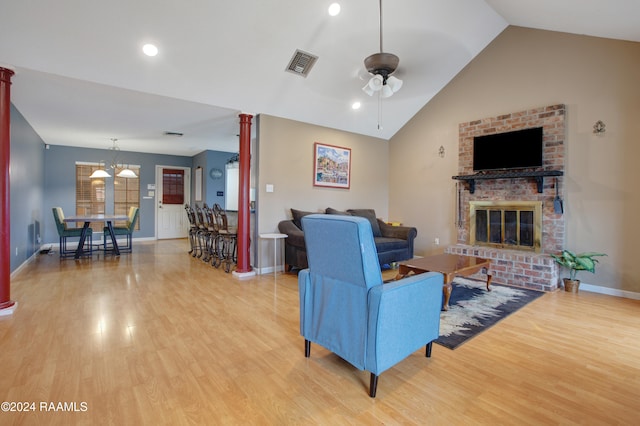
[577,282,640,300]
[11,251,38,279]
[132,237,156,242]
[255,265,284,275]
[0,301,18,316]
[232,270,257,279]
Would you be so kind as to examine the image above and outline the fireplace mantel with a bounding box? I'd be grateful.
[452,169,563,194]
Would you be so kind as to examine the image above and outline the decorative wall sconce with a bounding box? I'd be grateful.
[438,145,445,158]
[593,120,606,134]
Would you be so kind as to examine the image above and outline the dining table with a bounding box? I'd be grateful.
[63,214,129,259]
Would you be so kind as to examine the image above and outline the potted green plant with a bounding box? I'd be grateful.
[550,250,607,292]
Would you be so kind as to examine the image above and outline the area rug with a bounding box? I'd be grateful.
[435,277,545,349]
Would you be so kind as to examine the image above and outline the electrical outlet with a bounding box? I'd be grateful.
[434,237,440,245]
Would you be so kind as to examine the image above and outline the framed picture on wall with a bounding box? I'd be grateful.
[313,142,351,189]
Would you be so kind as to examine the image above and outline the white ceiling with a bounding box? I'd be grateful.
[1,0,638,156]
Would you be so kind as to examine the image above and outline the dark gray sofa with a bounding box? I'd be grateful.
[278,208,417,271]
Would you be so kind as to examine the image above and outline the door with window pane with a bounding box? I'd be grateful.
[156,166,190,239]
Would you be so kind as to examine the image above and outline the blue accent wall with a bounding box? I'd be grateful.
[41,145,193,245]
[207,150,234,206]
[191,150,235,207]
[9,105,45,273]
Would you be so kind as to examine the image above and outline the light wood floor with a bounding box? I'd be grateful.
[2,240,639,425]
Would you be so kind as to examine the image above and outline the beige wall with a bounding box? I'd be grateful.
[390,26,640,293]
[255,114,389,269]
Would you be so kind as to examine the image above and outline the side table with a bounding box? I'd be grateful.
[258,233,288,277]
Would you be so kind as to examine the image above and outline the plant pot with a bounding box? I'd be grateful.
[563,278,580,293]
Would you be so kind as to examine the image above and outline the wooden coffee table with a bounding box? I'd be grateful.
[396,254,492,311]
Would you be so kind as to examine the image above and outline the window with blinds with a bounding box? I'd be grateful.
[162,169,184,205]
[114,165,140,229]
[75,163,140,232]
[76,164,106,232]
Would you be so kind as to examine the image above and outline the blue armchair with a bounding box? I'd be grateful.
[299,214,443,397]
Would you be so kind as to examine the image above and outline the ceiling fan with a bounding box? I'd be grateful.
[362,0,403,98]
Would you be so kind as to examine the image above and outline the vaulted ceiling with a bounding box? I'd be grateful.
[1,0,638,156]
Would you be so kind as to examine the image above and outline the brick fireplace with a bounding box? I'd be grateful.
[446,104,565,291]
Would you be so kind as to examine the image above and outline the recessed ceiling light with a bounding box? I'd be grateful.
[328,3,341,16]
[352,102,361,110]
[142,44,158,57]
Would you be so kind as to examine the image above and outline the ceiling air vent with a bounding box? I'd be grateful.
[285,49,318,77]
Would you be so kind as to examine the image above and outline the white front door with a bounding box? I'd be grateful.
[156,166,191,239]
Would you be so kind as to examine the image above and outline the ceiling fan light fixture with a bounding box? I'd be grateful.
[386,75,403,92]
[380,84,394,98]
[362,83,375,96]
[362,71,403,97]
[368,74,384,91]
[361,0,402,99]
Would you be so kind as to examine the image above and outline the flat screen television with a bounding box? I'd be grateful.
[473,127,543,171]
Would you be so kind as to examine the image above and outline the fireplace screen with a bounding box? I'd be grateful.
[470,201,542,252]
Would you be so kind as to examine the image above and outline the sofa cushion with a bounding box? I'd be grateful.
[291,209,314,230]
[373,237,409,252]
[286,229,306,249]
[325,207,352,216]
[347,209,382,237]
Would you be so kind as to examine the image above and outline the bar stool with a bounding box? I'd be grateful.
[212,204,237,273]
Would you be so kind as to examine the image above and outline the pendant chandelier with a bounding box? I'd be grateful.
[90,138,137,179]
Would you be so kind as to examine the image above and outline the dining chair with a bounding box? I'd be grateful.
[103,206,139,253]
[52,207,93,259]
